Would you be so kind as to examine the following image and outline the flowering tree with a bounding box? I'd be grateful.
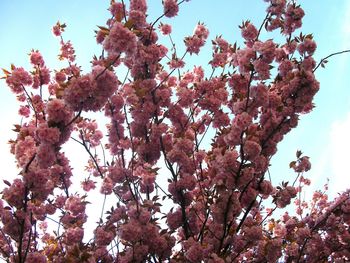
[1,0,349,262]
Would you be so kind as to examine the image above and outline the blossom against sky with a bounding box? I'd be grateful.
[0,0,349,200]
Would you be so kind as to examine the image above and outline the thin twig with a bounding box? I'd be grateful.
[313,49,350,72]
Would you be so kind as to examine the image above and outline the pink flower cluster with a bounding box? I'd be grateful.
[64,65,119,111]
[185,23,209,54]
[163,0,179,18]
[241,22,258,41]
[264,0,304,34]
[103,22,137,57]
[159,23,172,35]
[1,0,349,262]
[5,67,32,93]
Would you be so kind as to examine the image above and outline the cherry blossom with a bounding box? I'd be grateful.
[1,0,349,262]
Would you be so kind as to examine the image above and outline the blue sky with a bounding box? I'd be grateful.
[0,0,349,202]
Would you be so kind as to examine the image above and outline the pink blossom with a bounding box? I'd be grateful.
[96,30,106,44]
[36,124,61,144]
[163,0,179,18]
[1,1,348,262]
[30,50,45,66]
[284,4,304,34]
[240,187,258,207]
[119,221,142,243]
[241,22,258,41]
[32,66,50,88]
[275,47,288,62]
[298,38,317,56]
[65,227,84,245]
[264,239,283,262]
[109,2,127,17]
[81,179,96,192]
[234,48,256,74]
[65,196,86,216]
[103,22,137,56]
[278,59,294,77]
[15,136,36,168]
[253,59,270,79]
[260,180,274,196]
[214,36,230,52]
[2,179,26,208]
[185,241,203,262]
[185,36,206,54]
[296,227,311,242]
[210,53,228,67]
[273,223,287,238]
[94,226,115,246]
[36,143,56,168]
[100,176,114,195]
[168,58,185,69]
[285,242,299,257]
[159,23,172,35]
[129,10,147,28]
[64,66,118,111]
[6,67,32,93]
[233,112,252,130]
[195,23,209,39]
[274,186,298,208]
[46,99,73,125]
[253,40,276,63]
[293,156,311,172]
[25,252,47,263]
[59,40,75,62]
[55,71,66,82]
[283,40,297,54]
[185,24,209,55]
[244,225,263,241]
[267,0,286,16]
[52,21,64,36]
[55,195,67,209]
[52,25,61,36]
[18,105,30,117]
[251,83,269,107]
[301,56,316,71]
[32,94,45,112]
[167,208,183,230]
[208,254,225,263]
[130,0,147,13]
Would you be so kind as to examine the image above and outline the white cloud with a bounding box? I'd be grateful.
[318,1,350,198]
[328,112,350,196]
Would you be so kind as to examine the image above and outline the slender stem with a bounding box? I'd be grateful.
[313,49,350,72]
[21,85,39,127]
[121,0,127,22]
[64,107,82,128]
[100,194,107,223]
[151,50,188,93]
[147,0,187,41]
[95,54,121,80]
[80,131,104,178]
[22,213,33,263]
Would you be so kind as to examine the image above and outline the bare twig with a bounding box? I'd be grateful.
[313,49,350,72]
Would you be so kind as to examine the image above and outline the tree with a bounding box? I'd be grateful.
[0,0,349,262]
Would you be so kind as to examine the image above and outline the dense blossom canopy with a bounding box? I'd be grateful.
[1,0,349,262]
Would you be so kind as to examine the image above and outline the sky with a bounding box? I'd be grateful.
[0,0,349,223]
